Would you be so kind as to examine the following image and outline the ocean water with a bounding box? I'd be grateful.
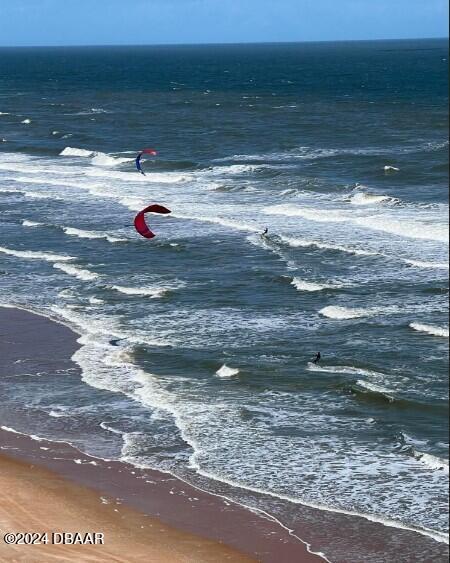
[0,40,448,556]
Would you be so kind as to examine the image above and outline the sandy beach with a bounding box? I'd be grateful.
[0,306,324,562]
[0,454,253,563]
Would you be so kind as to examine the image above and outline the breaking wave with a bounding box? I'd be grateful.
[291,278,343,292]
[349,193,396,206]
[60,146,131,166]
[216,365,240,378]
[413,451,449,474]
[0,245,74,262]
[22,220,45,228]
[319,306,390,320]
[109,285,170,299]
[53,263,100,281]
[63,227,126,243]
[60,147,94,157]
[409,323,449,338]
[402,259,449,270]
[279,235,377,257]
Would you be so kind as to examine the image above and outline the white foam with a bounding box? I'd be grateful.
[21,118,31,124]
[306,364,388,379]
[384,166,400,172]
[319,306,373,320]
[409,323,449,338]
[413,452,449,474]
[88,297,105,305]
[280,235,376,257]
[355,215,449,243]
[22,220,44,228]
[91,153,131,167]
[270,206,449,243]
[60,147,94,157]
[355,380,395,397]
[0,246,74,262]
[291,278,342,292]
[53,263,99,281]
[173,213,259,233]
[216,365,240,378]
[110,285,169,299]
[349,193,394,206]
[63,227,126,243]
[265,204,347,223]
[48,410,70,418]
[402,259,449,270]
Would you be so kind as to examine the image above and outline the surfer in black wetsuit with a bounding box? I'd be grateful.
[312,352,321,364]
[262,228,269,237]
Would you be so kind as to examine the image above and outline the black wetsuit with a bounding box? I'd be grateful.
[313,352,321,364]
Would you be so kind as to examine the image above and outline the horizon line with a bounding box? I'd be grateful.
[0,36,448,50]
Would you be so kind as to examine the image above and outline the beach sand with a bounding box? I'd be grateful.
[0,306,323,563]
[0,454,253,563]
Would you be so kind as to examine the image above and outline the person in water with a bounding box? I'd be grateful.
[312,352,321,364]
[262,228,269,237]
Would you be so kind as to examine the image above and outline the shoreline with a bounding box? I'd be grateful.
[0,305,448,562]
[0,305,323,562]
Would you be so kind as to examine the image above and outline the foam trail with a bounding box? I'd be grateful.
[409,323,449,338]
[306,364,388,379]
[53,263,99,281]
[0,246,74,262]
[355,380,395,397]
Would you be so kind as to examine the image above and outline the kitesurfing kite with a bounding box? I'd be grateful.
[134,204,171,239]
[136,148,158,175]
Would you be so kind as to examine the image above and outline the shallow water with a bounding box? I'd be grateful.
[0,39,448,556]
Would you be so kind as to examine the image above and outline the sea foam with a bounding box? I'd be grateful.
[216,365,240,378]
[291,278,342,292]
[319,306,372,320]
[110,285,169,299]
[0,246,74,262]
[53,263,99,281]
[409,323,449,338]
[63,227,126,243]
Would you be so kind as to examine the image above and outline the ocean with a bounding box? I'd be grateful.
[0,39,448,559]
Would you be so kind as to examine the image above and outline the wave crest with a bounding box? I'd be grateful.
[409,323,449,338]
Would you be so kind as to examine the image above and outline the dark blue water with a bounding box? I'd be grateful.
[0,39,448,558]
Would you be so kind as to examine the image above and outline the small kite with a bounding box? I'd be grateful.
[136,148,158,175]
[134,204,171,239]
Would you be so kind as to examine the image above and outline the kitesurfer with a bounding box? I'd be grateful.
[312,352,321,364]
[136,148,158,176]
